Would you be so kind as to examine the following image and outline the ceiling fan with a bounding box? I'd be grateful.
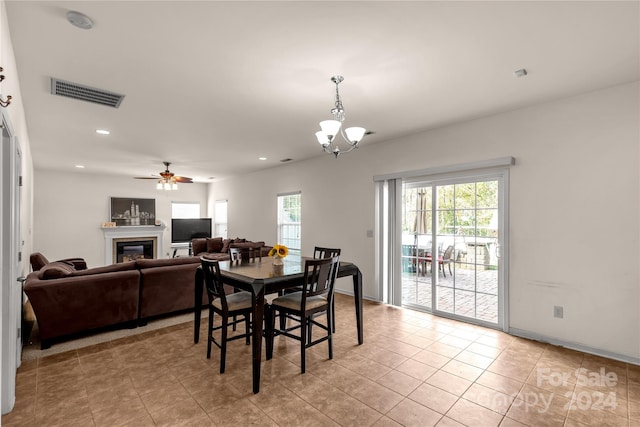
[135,162,193,190]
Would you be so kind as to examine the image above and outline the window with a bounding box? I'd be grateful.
[214,200,228,238]
[277,192,301,257]
[171,202,200,219]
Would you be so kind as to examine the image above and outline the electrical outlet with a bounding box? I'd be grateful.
[554,305,563,318]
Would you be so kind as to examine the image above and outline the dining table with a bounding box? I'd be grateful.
[193,257,363,394]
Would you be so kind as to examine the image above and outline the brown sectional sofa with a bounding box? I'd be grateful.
[24,256,205,349]
[191,237,272,260]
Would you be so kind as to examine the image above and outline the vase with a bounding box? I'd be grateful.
[272,255,284,275]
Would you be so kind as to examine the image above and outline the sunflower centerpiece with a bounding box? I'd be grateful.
[268,244,288,267]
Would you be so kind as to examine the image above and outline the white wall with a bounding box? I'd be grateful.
[33,171,209,268]
[0,0,33,277]
[209,82,640,362]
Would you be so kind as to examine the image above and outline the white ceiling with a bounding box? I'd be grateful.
[5,1,639,182]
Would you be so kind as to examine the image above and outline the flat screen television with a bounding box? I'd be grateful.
[171,218,212,243]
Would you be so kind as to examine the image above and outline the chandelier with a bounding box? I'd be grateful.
[315,76,366,158]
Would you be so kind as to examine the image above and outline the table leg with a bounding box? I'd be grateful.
[265,304,274,360]
[353,269,363,345]
[194,267,203,343]
[251,286,265,394]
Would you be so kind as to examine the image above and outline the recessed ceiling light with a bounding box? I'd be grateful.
[75,165,85,169]
[259,157,267,161]
[66,11,93,30]
[95,129,110,135]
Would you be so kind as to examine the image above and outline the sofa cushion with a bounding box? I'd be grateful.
[70,262,138,277]
[136,257,200,269]
[230,242,264,249]
[38,261,76,280]
[232,238,246,244]
[206,237,224,253]
[30,252,50,271]
[221,239,232,254]
[200,253,230,261]
[191,238,207,255]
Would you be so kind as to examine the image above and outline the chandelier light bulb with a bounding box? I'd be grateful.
[319,120,341,142]
[316,131,329,146]
[344,127,366,144]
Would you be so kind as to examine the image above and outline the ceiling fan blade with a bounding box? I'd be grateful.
[134,176,160,180]
[174,176,193,183]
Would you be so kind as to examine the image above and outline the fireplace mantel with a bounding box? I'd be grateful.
[102,225,166,264]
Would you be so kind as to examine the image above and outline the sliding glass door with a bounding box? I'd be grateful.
[400,175,505,327]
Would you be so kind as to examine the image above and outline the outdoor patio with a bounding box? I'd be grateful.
[401,265,499,323]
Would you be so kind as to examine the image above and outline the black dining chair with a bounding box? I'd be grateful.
[266,255,340,373]
[313,247,341,332]
[313,246,341,260]
[279,246,342,330]
[200,257,254,374]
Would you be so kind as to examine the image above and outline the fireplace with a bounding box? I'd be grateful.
[102,224,166,265]
[114,238,156,263]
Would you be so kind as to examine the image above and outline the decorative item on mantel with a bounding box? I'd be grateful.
[110,197,156,226]
[268,244,288,275]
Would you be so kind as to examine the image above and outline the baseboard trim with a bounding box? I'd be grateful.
[509,327,640,366]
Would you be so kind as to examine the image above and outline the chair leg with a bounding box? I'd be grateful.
[448,262,452,275]
[206,309,214,359]
[244,313,250,345]
[331,300,336,333]
[441,262,446,277]
[279,310,286,330]
[232,314,237,331]
[220,316,228,374]
[300,316,308,374]
[327,307,334,360]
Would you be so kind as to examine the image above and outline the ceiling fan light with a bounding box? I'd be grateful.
[171,182,178,190]
[345,127,366,144]
[157,181,163,190]
[319,120,341,141]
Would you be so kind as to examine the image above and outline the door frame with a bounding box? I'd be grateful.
[374,157,513,332]
[1,108,21,414]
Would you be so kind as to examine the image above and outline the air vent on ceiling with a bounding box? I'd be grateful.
[50,78,125,108]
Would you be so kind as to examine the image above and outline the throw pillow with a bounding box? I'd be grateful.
[206,237,224,253]
[221,239,232,254]
[38,261,76,280]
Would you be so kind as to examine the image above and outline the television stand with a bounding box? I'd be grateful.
[170,242,192,258]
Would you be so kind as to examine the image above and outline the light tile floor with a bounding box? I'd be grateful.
[3,293,639,426]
